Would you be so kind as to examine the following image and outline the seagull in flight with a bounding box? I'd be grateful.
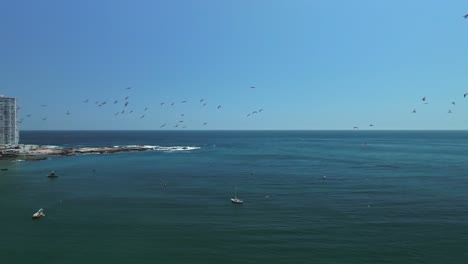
[41,105,47,107]
[180,101,187,103]
[422,96,426,102]
[124,102,129,107]
[42,117,47,121]
[451,101,456,106]
[66,111,71,115]
[114,100,118,104]
[412,109,416,113]
[125,96,129,100]
[464,93,468,98]
[369,124,374,127]
[464,14,468,18]
[250,86,255,89]
[259,109,264,112]
[83,99,89,103]
[160,123,166,128]
[217,105,222,109]
[203,103,207,106]
[448,110,452,113]
[353,126,359,130]
[203,122,207,125]
[144,107,148,111]
[200,99,204,102]
[126,87,132,90]
[26,114,32,117]
[140,115,145,119]
[160,102,165,106]
[171,102,175,106]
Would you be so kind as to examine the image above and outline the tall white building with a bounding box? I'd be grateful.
[0,96,19,147]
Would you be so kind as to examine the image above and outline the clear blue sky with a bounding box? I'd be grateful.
[2,0,468,130]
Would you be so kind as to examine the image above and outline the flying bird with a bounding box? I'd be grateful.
[203,122,207,125]
[412,109,416,113]
[464,14,468,18]
[217,105,221,109]
[124,102,129,107]
[250,86,255,89]
[180,114,185,116]
[448,110,452,113]
[121,110,125,114]
[160,123,166,128]
[353,126,359,130]
[422,96,426,101]
[66,111,71,115]
[140,115,145,119]
[451,101,456,105]
[203,103,207,106]
[83,99,89,103]
[26,114,32,117]
[114,100,118,104]
[144,107,148,111]
[41,105,47,107]
[247,113,251,117]
[464,93,468,98]
[114,112,119,116]
[42,117,47,121]
[125,96,129,100]
[181,101,187,103]
[171,102,175,106]
[160,102,165,106]
[126,87,132,90]
[369,124,374,127]
[259,109,264,112]
[200,99,204,102]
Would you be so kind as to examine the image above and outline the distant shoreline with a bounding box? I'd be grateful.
[1,145,200,160]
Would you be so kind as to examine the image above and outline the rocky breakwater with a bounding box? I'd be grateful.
[18,145,200,157]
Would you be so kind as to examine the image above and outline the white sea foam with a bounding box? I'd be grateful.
[43,145,63,149]
[135,145,201,151]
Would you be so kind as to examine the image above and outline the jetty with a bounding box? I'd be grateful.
[0,145,197,159]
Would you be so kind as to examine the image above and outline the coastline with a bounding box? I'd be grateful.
[0,145,199,160]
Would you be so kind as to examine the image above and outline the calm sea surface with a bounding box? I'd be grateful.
[1,130,468,263]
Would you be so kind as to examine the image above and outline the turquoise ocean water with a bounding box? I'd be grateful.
[1,130,468,263]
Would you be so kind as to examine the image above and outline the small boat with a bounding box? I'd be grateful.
[48,171,58,178]
[231,186,243,204]
[32,208,45,220]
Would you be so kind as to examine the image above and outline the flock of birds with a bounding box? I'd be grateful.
[16,86,265,129]
[15,15,468,129]
[352,92,468,130]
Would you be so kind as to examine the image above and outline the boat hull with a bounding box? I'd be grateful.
[231,198,243,204]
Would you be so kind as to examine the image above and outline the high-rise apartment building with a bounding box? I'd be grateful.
[0,96,19,147]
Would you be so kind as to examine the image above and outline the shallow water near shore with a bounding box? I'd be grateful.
[1,130,468,263]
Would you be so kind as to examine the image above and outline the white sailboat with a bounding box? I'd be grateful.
[231,186,243,204]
